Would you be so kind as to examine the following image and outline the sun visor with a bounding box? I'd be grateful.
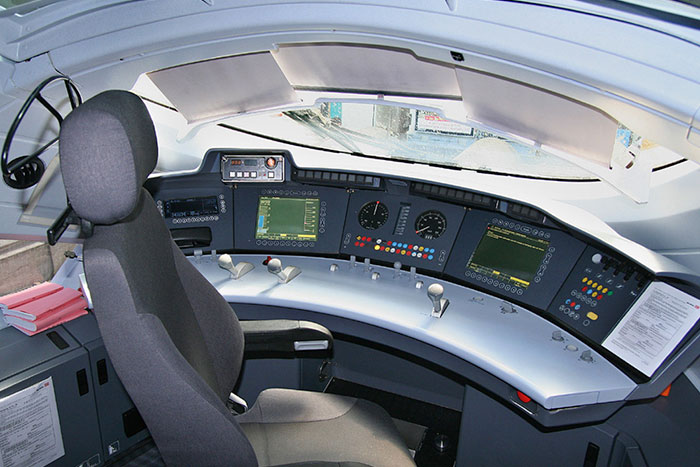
[148,53,298,123]
[456,68,618,167]
[272,44,461,97]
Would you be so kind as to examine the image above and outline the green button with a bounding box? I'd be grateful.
[607,291,613,296]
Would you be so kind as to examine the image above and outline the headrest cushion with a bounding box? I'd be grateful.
[60,90,157,225]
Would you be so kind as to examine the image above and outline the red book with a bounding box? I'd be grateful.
[0,282,63,313]
[3,288,82,321]
[5,298,88,336]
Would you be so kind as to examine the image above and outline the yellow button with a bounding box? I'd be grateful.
[374,245,380,250]
[597,285,603,291]
[356,236,362,240]
[582,277,588,283]
[587,312,599,321]
[602,288,608,293]
[587,280,593,286]
[592,292,598,297]
[419,246,424,251]
[401,250,406,255]
[592,282,598,288]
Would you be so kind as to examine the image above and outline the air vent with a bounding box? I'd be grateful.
[294,169,381,188]
[411,182,497,209]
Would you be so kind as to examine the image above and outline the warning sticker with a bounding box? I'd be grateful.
[0,377,65,467]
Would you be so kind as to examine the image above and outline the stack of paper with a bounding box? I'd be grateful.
[1,283,88,336]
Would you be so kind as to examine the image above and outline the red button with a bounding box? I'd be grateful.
[360,243,365,247]
[571,302,576,307]
[361,236,367,241]
[408,244,413,249]
[582,286,588,292]
[516,391,531,403]
[596,295,603,300]
[367,237,372,242]
[354,241,359,246]
[387,241,392,246]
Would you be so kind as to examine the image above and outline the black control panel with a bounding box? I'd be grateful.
[144,148,680,372]
[340,191,466,272]
[233,185,349,254]
[146,173,233,253]
[444,210,586,310]
[545,246,650,344]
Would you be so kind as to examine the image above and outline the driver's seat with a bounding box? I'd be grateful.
[59,90,415,466]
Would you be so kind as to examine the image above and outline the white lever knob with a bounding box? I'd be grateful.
[218,254,234,272]
[267,258,283,275]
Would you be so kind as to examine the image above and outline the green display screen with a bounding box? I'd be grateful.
[255,197,320,242]
[467,225,549,288]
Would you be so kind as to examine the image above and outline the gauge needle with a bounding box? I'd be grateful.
[374,202,379,215]
[416,226,430,233]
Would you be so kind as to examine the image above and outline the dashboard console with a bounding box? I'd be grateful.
[144,148,700,414]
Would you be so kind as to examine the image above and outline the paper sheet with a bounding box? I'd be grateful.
[0,377,65,467]
[603,282,700,377]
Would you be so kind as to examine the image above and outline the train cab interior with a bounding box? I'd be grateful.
[0,1,699,466]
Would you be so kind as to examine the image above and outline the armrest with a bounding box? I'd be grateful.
[240,319,333,353]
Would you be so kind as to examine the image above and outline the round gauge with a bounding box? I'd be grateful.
[415,210,447,239]
[358,201,389,230]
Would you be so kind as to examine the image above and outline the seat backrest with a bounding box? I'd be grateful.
[59,90,258,466]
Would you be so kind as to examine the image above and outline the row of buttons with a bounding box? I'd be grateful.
[229,171,277,179]
[491,218,551,239]
[255,239,315,248]
[466,271,524,295]
[172,216,219,223]
[354,236,436,260]
[570,289,598,307]
[581,277,613,296]
[558,304,593,327]
[261,189,319,196]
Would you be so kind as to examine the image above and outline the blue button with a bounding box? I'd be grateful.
[430,248,435,253]
[587,289,593,295]
[575,304,581,310]
[403,243,409,249]
[428,255,434,260]
[565,299,571,305]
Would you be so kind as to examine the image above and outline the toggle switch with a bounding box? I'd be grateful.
[218,254,254,280]
[427,283,449,318]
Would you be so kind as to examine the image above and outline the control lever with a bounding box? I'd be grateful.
[267,257,301,283]
[218,254,254,280]
[427,283,449,318]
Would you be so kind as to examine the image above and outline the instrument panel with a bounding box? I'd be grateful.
[144,149,700,385]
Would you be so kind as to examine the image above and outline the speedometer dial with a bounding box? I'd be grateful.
[358,201,389,230]
[415,210,447,239]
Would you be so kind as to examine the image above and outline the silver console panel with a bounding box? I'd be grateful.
[193,254,637,410]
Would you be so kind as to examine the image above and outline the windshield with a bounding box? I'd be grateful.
[228,101,683,181]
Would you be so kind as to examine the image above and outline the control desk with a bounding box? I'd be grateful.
[144,149,700,420]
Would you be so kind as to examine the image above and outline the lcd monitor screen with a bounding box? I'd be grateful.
[255,197,320,242]
[467,224,549,288]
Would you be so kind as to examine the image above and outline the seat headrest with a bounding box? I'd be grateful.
[59,90,157,225]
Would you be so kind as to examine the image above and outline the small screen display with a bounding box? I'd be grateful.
[255,197,320,242]
[165,196,218,218]
[467,225,549,288]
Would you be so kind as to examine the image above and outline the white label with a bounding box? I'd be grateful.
[603,282,700,377]
[0,377,65,467]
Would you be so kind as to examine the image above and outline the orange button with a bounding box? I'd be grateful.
[516,391,531,403]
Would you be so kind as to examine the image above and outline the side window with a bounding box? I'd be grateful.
[0,240,77,295]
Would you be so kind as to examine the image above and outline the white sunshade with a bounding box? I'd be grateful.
[456,67,619,168]
[148,52,299,123]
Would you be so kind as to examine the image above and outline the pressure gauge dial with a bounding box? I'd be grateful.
[415,210,447,239]
[358,201,389,230]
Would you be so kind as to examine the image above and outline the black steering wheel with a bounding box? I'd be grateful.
[1,75,82,189]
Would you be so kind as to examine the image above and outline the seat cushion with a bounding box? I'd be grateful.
[237,388,415,467]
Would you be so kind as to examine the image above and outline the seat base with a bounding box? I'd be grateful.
[237,388,415,467]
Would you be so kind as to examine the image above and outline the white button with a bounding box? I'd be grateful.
[268,172,275,178]
[243,172,249,178]
[236,172,243,178]
[251,172,257,178]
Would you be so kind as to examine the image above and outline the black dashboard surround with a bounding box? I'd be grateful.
[144,148,699,383]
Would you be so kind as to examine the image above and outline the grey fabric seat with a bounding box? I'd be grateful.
[58,90,415,467]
